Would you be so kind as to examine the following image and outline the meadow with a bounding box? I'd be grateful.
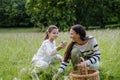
[0,28,120,80]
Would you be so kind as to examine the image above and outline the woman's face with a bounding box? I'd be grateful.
[70,29,80,42]
[48,29,59,40]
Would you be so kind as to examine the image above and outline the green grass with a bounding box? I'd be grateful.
[0,29,120,80]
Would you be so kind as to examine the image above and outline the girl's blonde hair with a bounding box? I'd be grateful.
[44,25,58,40]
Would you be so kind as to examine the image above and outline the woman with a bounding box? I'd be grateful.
[53,24,100,79]
[31,25,67,80]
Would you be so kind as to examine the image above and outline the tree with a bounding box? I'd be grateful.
[70,0,120,28]
[25,0,76,31]
[0,0,32,27]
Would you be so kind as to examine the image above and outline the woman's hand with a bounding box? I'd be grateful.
[77,61,87,68]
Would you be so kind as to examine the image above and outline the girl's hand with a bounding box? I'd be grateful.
[57,41,67,51]
[60,41,67,48]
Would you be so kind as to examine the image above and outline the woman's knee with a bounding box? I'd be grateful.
[71,48,80,57]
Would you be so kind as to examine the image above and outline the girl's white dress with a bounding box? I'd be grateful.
[32,39,62,70]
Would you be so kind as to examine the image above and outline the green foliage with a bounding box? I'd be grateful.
[25,0,76,30]
[0,0,120,29]
[0,0,31,27]
[25,0,120,29]
[102,0,120,24]
[71,0,120,28]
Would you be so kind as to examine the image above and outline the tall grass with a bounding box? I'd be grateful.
[87,29,120,80]
[0,29,120,80]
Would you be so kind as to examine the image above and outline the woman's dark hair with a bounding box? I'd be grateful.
[71,24,87,41]
[44,25,58,40]
[64,24,88,61]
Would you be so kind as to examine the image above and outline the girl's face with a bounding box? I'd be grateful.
[48,29,59,41]
[70,29,80,42]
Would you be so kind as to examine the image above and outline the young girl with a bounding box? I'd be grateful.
[31,25,67,80]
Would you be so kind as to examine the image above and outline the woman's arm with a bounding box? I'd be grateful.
[58,59,70,73]
[85,38,101,65]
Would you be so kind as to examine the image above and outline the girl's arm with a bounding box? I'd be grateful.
[43,41,67,56]
[56,41,67,51]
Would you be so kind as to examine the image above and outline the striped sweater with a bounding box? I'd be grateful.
[58,36,101,73]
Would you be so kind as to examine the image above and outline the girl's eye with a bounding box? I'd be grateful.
[53,32,58,34]
[53,32,56,34]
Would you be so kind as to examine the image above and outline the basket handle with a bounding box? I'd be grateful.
[77,57,88,75]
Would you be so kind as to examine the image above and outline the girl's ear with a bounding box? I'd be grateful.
[47,32,50,35]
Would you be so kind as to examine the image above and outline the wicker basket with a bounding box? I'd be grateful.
[69,57,100,80]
